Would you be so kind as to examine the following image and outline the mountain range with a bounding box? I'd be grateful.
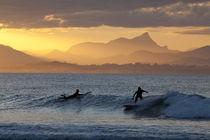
[44,32,210,66]
[0,44,42,66]
[0,32,210,73]
[68,32,174,57]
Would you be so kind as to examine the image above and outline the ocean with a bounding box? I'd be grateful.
[0,73,209,140]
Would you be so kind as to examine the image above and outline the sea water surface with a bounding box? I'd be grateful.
[0,73,210,140]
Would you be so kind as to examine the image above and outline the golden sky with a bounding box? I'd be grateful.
[0,0,210,52]
[0,26,210,52]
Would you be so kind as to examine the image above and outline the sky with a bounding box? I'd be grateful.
[0,0,210,52]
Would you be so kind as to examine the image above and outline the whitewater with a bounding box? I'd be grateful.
[0,73,210,140]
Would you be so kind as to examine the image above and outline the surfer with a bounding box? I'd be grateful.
[132,87,148,103]
[61,89,80,100]
[72,89,80,97]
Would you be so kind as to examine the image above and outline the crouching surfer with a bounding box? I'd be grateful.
[132,87,148,103]
[61,89,80,100]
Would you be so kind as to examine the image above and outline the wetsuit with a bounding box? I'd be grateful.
[72,90,79,98]
[133,88,148,103]
[63,90,80,99]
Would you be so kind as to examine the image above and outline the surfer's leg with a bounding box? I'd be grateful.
[140,95,143,100]
[134,96,138,103]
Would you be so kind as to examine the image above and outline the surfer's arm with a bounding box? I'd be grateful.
[143,90,148,93]
[132,92,137,99]
[61,94,66,97]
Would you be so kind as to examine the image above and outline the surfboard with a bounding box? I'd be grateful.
[123,104,139,110]
[80,91,91,96]
[60,91,91,100]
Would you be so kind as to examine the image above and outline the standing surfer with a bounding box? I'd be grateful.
[132,87,148,103]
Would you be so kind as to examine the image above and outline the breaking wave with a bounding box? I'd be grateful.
[1,91,210,119]
[124,91,210,119]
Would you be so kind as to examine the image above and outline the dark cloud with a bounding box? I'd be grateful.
[177,28,210,35]
[0,0,209,28]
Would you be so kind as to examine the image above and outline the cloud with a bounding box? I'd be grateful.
[44,14,65,25]
[177,28,210,35]
[0,0,209,28]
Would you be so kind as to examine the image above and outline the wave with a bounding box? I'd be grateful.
[30,91,210,119]
[163,91,210,119]
[1,91,210,119]
[44,94,131,112]
[124,91,210,119]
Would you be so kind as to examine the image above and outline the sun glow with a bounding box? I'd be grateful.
[0,26,210,54]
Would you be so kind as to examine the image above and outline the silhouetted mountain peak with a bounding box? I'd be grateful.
[108,32,155,46]
[139,32,150,37]
[132,32,153,42]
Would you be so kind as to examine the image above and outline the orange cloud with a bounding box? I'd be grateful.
[44,14,65,24]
